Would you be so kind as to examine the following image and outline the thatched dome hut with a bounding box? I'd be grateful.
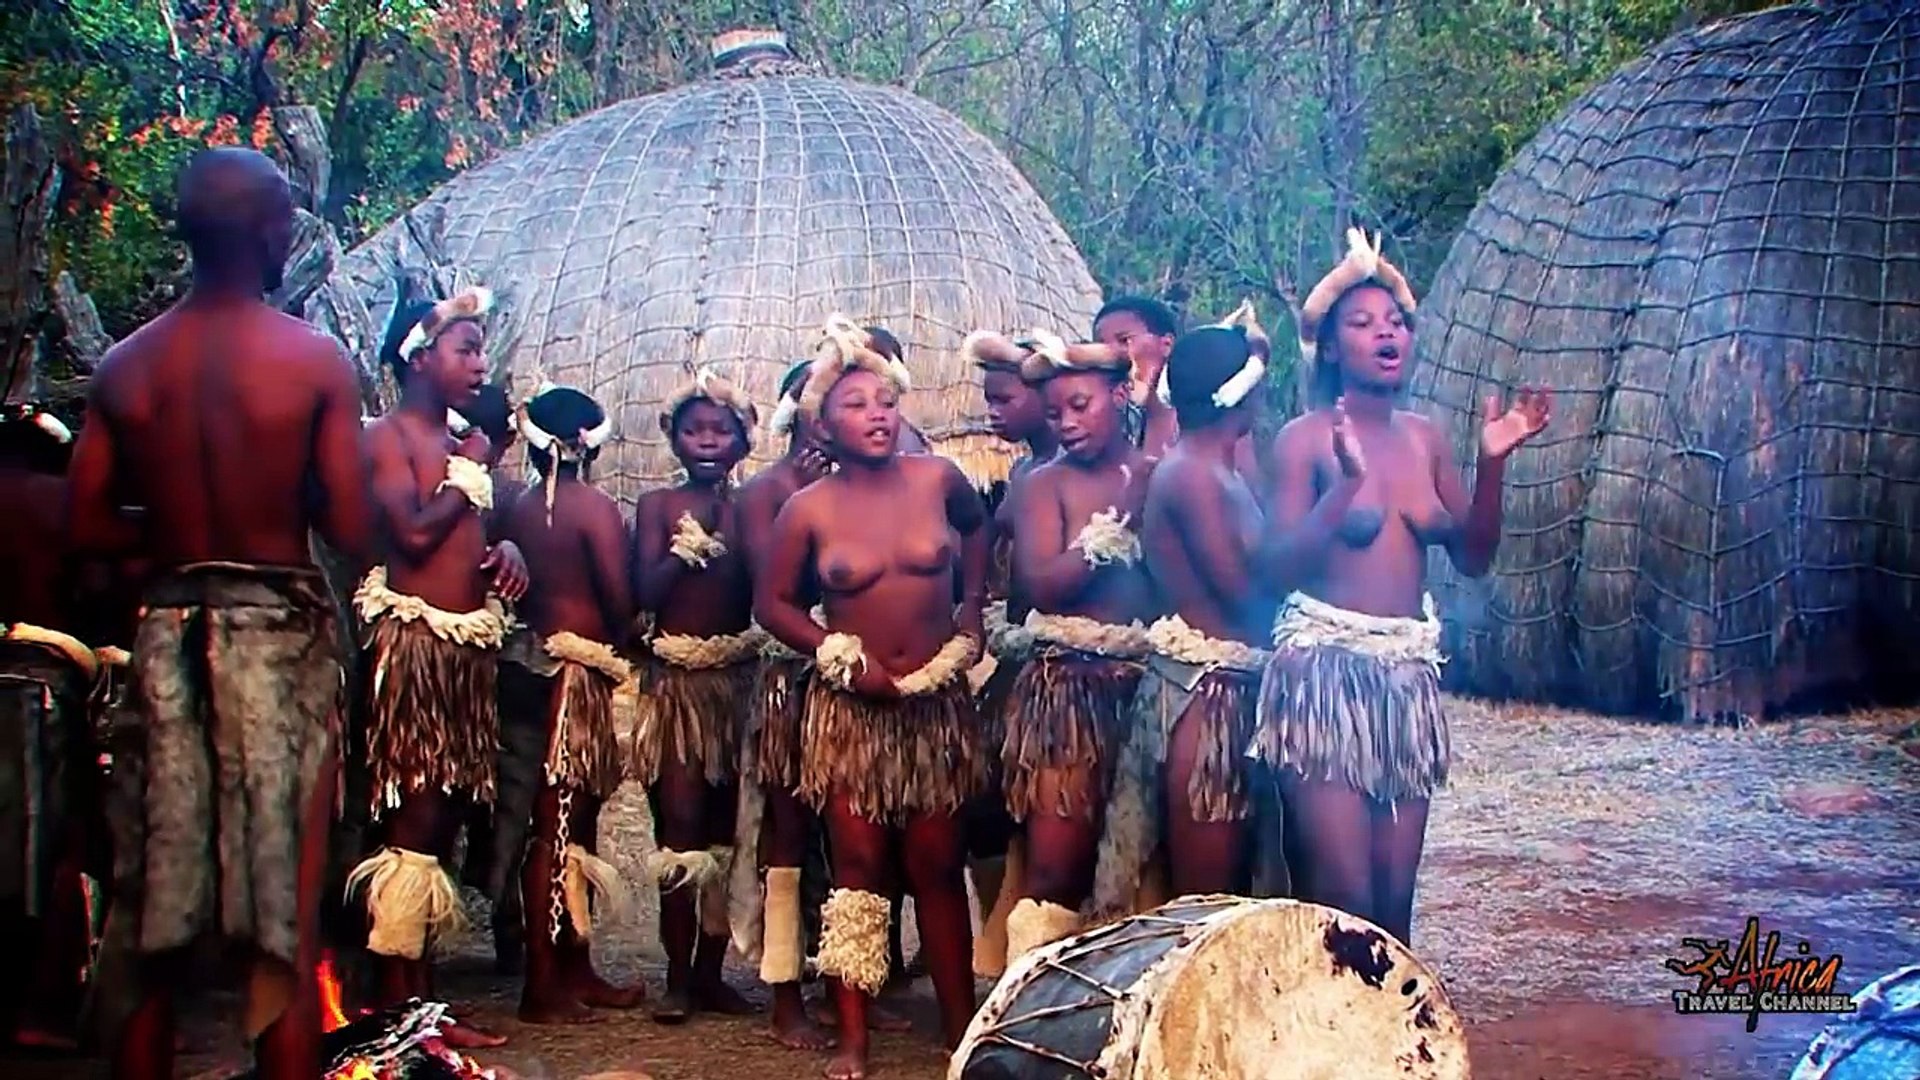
[306,29,1102,497]
[1406,1,1920,722]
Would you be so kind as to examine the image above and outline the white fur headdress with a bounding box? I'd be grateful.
[795,315,912,421]
[397,286,495,361]
[1155,299,1272,409]
[2,402,72,444]
[1009,329,1128,384]
[663,365,759,439]
[517,373,615,461]
[1296,228,1417,363]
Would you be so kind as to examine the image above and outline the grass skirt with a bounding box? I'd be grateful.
[1253,593,1449,804]
[798,679,984,826]
[630,655,754,788]
[1001,649,1143,822]
[363,615,499,814]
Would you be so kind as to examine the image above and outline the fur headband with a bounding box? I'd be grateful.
[1006,329,1128,384]
[1,402,72,444]
[663,365,759,437]
[1155,299,1271,409]
[518,374,614,460]
[1297,228,1417,363]
[963,330,1031,372]
[796,314,912,421]
[397,286,495,361]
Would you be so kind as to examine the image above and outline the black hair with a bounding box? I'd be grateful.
[1309,281,1416,408]
[863,326,904,362]
[0,415,73,475]
[456,383,514,443]
[524,386,606,476]
[1166,326,1259,429]
[378,296,438,380]
[778,359,812,400]
[1092,295,1179,338]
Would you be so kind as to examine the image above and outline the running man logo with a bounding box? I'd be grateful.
[1663,917,1856,1032]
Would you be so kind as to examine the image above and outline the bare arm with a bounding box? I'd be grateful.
[734,480,780,582]
[1257,422,1362,594]
[311,349,376,567]
[944,462,989,635]
[630,492,696,612]
[1012,468,1098,611]
[1425,418,1505,578]
[753,495,828,655]
[586,495,636,635]
[66,373,140,556]
[364,425,472,562]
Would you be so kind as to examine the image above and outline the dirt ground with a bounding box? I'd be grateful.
[7,696,1916,1079]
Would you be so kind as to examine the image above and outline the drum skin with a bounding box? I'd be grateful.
[950,895,1471,1080]
[1791,965,1920,1080]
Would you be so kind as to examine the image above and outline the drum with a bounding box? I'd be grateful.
[1791,965,1920,1080]
[950,894,1470,1080]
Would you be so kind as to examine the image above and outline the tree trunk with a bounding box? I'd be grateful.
[1,104,57,402]
[273,104,332,215]
[52,271,112,376]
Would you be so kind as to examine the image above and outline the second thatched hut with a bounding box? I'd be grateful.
[307,29,1103,498]
[1407,1,1920,722]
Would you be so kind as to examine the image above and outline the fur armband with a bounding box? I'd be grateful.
[669,511,729,568]
[438,456,494,511]
[1071,507,1142,567]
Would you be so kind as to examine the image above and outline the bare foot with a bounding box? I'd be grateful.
[692,979,756,1016]
[437,1017,509,1049]
[824,1048,868,1079]
[573,970,646,1011]
[769,1001,836,1050]
[651,987,691,1025]
[517,993,603,1026]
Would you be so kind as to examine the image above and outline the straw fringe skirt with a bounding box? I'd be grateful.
[1252,594,1450,804]
[363,616,499,813]
[798,680,985,827]
[1001,649,1144,822]
[631,656,754,788]
[130,563,344,964]
[754,656,811,792]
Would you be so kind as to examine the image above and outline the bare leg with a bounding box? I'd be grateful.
[110,969,176,1080]
[517,788,597,1024]
[1020,767,1103,909]
[563,799,644,1009]
[250,742,338,1076]
[1164,710,1250,897]
[901,810,974,1049]
[1369,798,1430,946]
[648,764,706,1024]
[819,793,893,1080]
[691,776,752,1014]
[1276,772,1376,924]
[764,784,834,1050]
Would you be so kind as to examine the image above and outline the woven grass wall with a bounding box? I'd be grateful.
[1406,1,1920,723]
[307,42,1103,499]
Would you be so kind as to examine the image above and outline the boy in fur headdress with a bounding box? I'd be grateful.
[630,365,762,1023]
[492,380,644,1023]
[0,403,96,1050]
[351,282,530,1048]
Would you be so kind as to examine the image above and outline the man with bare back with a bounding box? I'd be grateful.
[630,367,762,1024]
[64,147,374,1080]
[349,284,528,1048]
[492,381,644,1023]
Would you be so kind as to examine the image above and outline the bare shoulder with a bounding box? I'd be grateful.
[1274,410,1333,454]
[904,450,968,491]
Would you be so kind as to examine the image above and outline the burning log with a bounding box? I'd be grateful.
[301,952,499,1080]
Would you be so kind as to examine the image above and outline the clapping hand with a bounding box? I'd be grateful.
[1331,396,1366,480]
[1480,387,1552,460]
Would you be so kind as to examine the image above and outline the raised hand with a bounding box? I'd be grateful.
[1480,386,1553,460]
[1331,396,1367,480]
[454,430,493,463]
[481,540,530,602]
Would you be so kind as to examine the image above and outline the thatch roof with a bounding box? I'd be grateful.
[1405,1,1920,723]
[306,30,1102,498]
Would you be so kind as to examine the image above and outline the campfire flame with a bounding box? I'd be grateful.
[318,950,350,1033]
